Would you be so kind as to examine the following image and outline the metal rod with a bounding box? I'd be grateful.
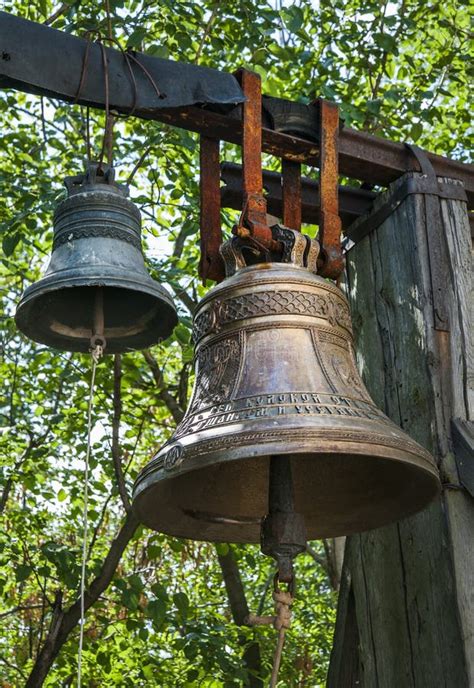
[262,456,307,583]
[269,455,295,514]
[92,287,105,343]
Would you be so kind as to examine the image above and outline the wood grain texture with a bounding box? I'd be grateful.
[328,173,473,687]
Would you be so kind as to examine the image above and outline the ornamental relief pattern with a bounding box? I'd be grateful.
[53,226,142,251]
[176,333,243,438]
[181,429,432,463]
[193,289,352,342]
[146,425,432,475]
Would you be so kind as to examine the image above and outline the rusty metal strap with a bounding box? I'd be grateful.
[232,70,279,252]
[344,172,467,248]
[199,136,225,283]
[317,100,344,279]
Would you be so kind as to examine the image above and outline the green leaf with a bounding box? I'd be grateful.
[15,564,32,582]
[38,0,48,18]
[2,233,21,257]
[174,324,191,345]
[147,44,170,59]
[129,574,144,592]
[374,32,398,54]
[151,582,168,601]
[147,543,162,559]
[146,598,167,628]
[215,543,229,557]
[411,122,423,141]
[128,28,147,49]
[281,7,304,33]
[173,591,190,620]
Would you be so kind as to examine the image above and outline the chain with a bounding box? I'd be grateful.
[77,338,105,687]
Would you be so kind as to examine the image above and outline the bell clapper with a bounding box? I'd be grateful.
[89,288,107,360]
[245,456,307,686]
[261,455,307,584]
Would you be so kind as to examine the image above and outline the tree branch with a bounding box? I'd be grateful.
[178,362,190,410]
[143,350,185,424]
[194,6,218,64]
[217,548,263,688]
[0,655,27,681]
[25,511,139,687]
[0,604,44,621]
[172,284,198,315]
[43,3,72,26]
[0,443,32,514]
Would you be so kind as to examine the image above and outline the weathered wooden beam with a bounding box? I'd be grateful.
[1,11,473,207]
[328,173,474,687]
[0,11,243,111]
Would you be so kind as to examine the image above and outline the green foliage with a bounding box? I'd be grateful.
[0,0,470,685]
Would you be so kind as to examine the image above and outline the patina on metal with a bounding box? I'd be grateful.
[15,163,177,353]
[133,233,441,542]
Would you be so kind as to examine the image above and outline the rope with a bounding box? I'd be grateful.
[269,588,292,687]
[246,580,293,687]
[77,343,103,687]
[270,628,287,688]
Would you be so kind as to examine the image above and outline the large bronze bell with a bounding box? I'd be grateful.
[15,164,177,353]
[133,232,440,542]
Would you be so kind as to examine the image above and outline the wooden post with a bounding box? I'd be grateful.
[327,172,473,687]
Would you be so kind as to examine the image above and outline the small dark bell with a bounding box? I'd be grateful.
[133,234,440,543]
[15,164,177,353]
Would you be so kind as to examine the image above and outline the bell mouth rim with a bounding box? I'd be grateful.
[16,269,175,307]
[15,276,178,353]
[134,430,438,495]
[132,442,440,542]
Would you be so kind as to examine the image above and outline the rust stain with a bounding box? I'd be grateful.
[199,136,225,283]
[282,159,302,231]
[317,99,344,279]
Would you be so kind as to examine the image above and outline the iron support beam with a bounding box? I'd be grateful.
[221,163,376,230]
